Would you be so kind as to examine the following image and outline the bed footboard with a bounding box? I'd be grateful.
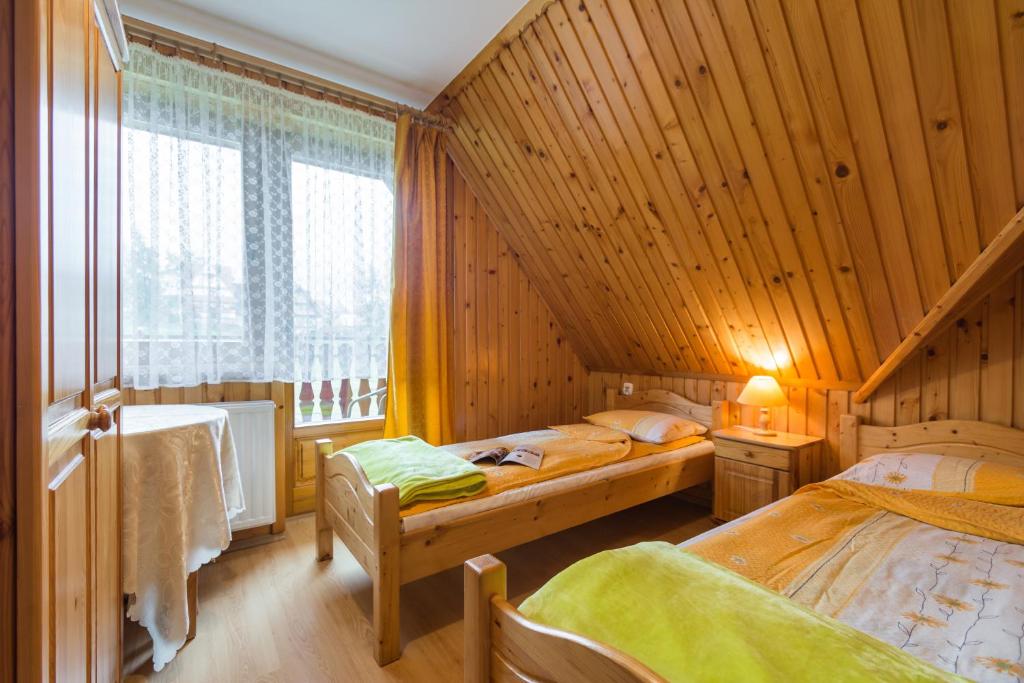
[315,438,402,665]
[463,555,663,683]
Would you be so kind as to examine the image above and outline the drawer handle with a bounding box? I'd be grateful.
[743,450,754,459]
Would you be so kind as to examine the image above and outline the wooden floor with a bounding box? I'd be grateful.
[125,498,715,683]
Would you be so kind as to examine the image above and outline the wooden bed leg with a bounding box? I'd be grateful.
[373,483,401,665]
[315,438,334,561]
[464,555,507,683]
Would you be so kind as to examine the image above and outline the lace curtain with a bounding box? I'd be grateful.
[122,44,395,389]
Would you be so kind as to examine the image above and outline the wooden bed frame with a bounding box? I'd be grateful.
[838,415,1024,469]
[463,416,1024,682]
[314,389,722,665]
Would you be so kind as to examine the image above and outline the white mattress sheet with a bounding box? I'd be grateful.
[400,438,715,534]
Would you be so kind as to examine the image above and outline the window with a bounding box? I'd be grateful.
[291,162,393,424]
[122,43,395,425]
[122,129,247,383]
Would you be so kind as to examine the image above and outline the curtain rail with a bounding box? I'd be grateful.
[122,16,451,131]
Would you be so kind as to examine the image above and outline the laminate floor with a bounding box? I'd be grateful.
[125,498,715,682]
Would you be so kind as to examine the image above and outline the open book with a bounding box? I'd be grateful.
[468,445,545,470]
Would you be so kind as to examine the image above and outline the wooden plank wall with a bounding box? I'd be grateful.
[450,157,588,441]
[125,381,275,405]
[587,372,849,476]
[589,266,1024,476]
[437,0,1024,389]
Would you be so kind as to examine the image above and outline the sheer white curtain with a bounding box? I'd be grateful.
[122,44,395,389]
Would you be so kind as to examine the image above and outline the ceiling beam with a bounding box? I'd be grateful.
[853,207,1024,403]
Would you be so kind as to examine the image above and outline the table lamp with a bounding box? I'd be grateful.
[736,375,788,436]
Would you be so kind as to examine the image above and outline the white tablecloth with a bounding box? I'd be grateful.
[122,404,245,671]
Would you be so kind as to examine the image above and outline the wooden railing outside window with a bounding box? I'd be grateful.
[295,378,387,425]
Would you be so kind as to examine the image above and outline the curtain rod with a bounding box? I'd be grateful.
[122,17,452,131]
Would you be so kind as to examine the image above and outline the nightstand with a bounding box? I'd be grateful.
[711,426,824,522]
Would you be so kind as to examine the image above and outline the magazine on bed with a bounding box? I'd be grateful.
[468,445,545,470]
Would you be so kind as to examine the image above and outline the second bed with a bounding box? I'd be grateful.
[314,388,717,664]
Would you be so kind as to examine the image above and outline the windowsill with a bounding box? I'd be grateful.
[293,415,385,437]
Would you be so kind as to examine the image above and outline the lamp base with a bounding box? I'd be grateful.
[756,407,775,436]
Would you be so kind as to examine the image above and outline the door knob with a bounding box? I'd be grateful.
[88,404,113,432]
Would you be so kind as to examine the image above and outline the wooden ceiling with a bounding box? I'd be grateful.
[431,0,1024,388]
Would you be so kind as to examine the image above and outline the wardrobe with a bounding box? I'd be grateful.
[12,0,127,680]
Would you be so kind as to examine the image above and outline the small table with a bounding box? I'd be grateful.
[121,404,245,672]
[711,426,823,522]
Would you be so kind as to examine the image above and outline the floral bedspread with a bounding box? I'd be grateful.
[687,481,1024,681]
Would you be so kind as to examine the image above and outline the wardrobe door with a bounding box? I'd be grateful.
[14,0,124,679]
[48,0,94,678]
[90,5,123,681]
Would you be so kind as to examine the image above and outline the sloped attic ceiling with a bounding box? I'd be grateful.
[432,0,1024,388]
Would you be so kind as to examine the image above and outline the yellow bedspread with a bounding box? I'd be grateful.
[688,480,1024,680]
[399,424,704,518]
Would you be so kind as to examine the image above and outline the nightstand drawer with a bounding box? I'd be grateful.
[713,439,790,471]
[713,458,791,521]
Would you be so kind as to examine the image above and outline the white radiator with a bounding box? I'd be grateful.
[204,400,277,532]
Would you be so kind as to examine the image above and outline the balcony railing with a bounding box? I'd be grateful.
[295,377,387,425]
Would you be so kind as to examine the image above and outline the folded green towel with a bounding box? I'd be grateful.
[519,542,961,682]
[342,436,486,506]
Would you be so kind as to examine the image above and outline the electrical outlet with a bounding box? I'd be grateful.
[622,382,634,396]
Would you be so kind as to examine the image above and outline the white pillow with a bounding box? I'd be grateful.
[583,409,707,444]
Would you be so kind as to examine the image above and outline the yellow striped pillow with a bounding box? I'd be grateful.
[838,452,1024,499]
[583,409,707,444]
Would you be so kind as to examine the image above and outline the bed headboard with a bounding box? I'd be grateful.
[603,388,723,429]
[839,415,1024,471]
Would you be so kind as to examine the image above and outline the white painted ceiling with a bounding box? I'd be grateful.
[119,0,529,108]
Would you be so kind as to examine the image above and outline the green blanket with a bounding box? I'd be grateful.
[518,542,961,682]
[342,436,486,506]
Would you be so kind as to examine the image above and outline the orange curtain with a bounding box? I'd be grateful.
[383,114,454,444]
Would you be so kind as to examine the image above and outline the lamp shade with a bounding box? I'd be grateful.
[737,375,788,408]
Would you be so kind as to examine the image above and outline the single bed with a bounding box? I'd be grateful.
[465,415,1024,682]
[314,389,718,665]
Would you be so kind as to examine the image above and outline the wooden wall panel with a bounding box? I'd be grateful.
[589,266,1024,476]
[450,158,588,441]
[436,0,1024,389]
